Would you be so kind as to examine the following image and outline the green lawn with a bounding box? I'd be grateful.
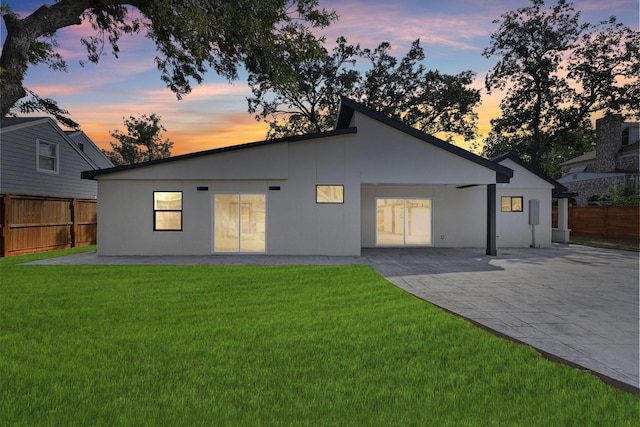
[1,248,638,426]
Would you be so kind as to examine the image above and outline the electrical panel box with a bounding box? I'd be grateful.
[529,199,540,225]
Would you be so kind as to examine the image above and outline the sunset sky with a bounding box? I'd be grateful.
[1,0,638,155]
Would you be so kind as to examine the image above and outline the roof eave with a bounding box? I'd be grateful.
[81,127,358,180]
[337,97,513,182]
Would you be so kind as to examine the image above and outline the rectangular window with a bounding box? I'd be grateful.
[37,140,58,173]
[154,191,182,230]
[376,198,432,246]
[316,185,344,204]
[214,194,265,253]
[501,196,523,212]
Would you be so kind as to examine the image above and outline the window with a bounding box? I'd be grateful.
[154,192,182,230]
[376,199,432,246]
[214,194,266,252]
[37,140,58,173]
[316,185,344,203]
[501,196,523,212]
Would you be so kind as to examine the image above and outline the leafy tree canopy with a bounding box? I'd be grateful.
[248,37,480,142]
[483,0,639,172]
[103,113,173,165]
[0,0,336,126]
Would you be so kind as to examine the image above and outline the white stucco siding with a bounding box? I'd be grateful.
[268,135,360,255]
[494,159,554,248]
[97,180,212,255]
[97,180,154,255]
[495,188,553,248]
[100,142,289,181]
[348,113,497,185]
[497,158,555,189]
[96,133,363,256]
[361,185,487,248]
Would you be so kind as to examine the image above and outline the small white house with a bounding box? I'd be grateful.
[82,98,569,256]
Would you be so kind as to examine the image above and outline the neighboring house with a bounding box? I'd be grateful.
[558,115,640,206]
[0,117,113,199]
[64,129,114,170]
[82,97,570,257]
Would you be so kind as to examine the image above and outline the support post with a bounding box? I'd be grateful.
[552,198,571,243]
[486,184,497,256]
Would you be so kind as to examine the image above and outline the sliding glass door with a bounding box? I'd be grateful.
[376,198,431,246]
[214,194,266,253]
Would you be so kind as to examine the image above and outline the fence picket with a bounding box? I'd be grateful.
[0,194,97,257]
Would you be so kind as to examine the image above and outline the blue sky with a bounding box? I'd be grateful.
[1,0,638,154]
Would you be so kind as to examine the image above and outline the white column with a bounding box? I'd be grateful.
[552,198,571,243]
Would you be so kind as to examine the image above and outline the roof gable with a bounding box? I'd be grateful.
[492,153,569,196]
[65,130,114,169]
[335,97,513,183]
[1,117,102,170]
[558,150,596,166]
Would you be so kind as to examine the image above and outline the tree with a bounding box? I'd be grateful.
[483,0,639,172]
[247,38,481,142]
[103,113,173,165]
[360,40,479,141]
[0,0,336,123]
[247,36,361,138]
[479,126,595,178]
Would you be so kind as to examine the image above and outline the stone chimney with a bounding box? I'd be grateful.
[595,114,622,173]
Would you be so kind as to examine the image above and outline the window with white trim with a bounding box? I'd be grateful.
[37,140,58,173]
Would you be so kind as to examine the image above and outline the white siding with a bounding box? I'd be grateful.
[361,185,487,248]
[495,158,554,248]
[93,108,554,256]
[348,112,498,186]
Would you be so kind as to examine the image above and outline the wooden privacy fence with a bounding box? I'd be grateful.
[0,194,97,257]
[552,206,639,241]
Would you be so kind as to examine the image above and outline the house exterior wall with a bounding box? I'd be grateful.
[617,151,639,173]
[66,131,114,169]
[0,120,99,198]
[495,187,552,247]
[360,185,487,248]
[94,109,554,256]
[97,134,360,256]
[495,158,554,248]
[348,113,499,186]
[560,175,626,206]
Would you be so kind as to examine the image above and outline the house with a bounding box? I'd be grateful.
[493,153,573,246]
[0,117,113,199]
[558,115,640,206]
[82,98,570,256]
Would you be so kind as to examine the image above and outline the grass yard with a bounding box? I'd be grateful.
[1,248,638,426]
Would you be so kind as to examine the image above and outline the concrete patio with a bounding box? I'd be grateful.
[28,244,639,392]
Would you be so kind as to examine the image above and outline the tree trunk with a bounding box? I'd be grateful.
[0,0,146,117]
